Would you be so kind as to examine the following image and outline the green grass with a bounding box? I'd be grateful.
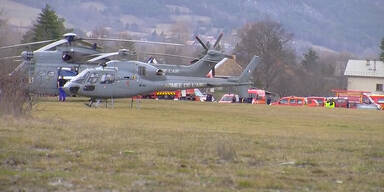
[0,97,383,191]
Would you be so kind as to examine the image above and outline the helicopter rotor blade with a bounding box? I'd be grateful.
[140,52,229,63]
[77,39,102,49]
[81,37,184,46]
[89,51,198,63]
[0,55,22,60]
[35,39,68,52]
[213,33,223,49]
[141,52,197,60]
[0,39,56,50]
[87,52,119,63]
[8,61,26,76]
[195,36,208,51]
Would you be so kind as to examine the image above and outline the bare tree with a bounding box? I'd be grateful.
[233,20,295,95]
[0,17,31,116]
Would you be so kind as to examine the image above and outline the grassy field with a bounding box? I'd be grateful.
[0,97,383,191]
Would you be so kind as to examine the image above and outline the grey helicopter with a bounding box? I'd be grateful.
[63,56,259,105]
[1,33,230,96]
[88,33,231,77]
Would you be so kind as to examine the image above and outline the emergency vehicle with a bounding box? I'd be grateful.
[306,97,326,107]
[144,89,207,101]
[272,96,306,106]
[247,89,266,104]
[331,90,370,108]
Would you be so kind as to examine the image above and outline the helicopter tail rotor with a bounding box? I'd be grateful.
[194,33,226,77]
[195,36,209,51]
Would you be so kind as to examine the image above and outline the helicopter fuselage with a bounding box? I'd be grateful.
[63,57,259,99]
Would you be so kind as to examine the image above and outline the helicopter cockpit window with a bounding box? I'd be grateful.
[87,73,100,84]
[100,73,115,84]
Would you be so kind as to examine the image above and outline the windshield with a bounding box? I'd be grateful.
[87,72,100,84]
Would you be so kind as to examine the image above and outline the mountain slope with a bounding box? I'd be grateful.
[7,0,384,56]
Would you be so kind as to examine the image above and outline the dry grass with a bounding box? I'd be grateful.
[0,97,383,191]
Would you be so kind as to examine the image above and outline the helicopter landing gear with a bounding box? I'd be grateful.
[86,98,100,107]
[86,97,114,108]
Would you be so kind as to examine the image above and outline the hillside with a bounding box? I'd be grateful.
[3,0,384,56]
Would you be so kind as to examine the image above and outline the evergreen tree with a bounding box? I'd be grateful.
[302,48,319,70]
[380,37,384,62]
[22,4,68,43]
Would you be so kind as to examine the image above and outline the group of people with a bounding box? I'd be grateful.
[325,99,336,108]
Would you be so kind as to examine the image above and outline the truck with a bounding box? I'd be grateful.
[143,89,207,101]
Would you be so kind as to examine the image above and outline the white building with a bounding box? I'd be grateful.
[344,60,384,94]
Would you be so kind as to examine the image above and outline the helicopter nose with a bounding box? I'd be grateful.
[63,82,79,95]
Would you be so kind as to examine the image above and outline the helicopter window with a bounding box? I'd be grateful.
[47,71,55,77]
[100,73,115,84]
[138,66,146,76]
[87,73,100,84]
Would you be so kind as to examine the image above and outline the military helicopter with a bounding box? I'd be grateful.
[1,33,229,96]
[63,56,259,105]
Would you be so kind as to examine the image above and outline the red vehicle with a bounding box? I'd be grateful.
[247,89,266,104]
[331,89,370,107]
[272,96,306,106]
[306,97,326,107]
[334,97,349,108]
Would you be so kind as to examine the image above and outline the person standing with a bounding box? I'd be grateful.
[57,76,67,101]
[266,95,272,105]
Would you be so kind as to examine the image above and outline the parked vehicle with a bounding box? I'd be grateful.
[143,88,207,101]
[272,96,306,106]
[219,94,239,103]
[331,89,370,107]
[333,97,350,108]
[306,97,326,107]
[247,89,266,104]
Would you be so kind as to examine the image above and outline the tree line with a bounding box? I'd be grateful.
[233,20,359,97]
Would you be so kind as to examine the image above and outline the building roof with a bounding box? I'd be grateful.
[344,60,384,78]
